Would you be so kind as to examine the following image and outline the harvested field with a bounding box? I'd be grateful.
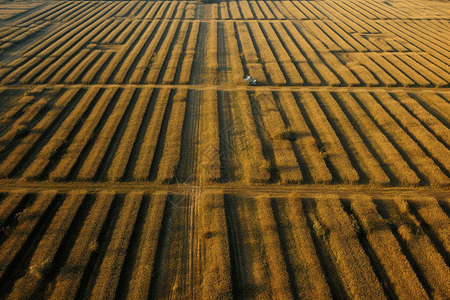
[1,0,450,298]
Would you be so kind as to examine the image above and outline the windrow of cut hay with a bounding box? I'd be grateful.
[409,197,450,258]
[388,197,450,298]
[350,195,429,299]
[178,20,199,84]
[89,192,142,300]
[277,91,331,184]
[107,88,153,182]
[198,191,232,299]
[162,21,189,84]
[418,93,450,123]
[282,194,333,299]
[255,90,302,183]
[394,54,448,87]
[360,92,450,187]
[48,191,115,300]
[146,20,180,84]
[133,88,171,181]
[157,89,187,183]
[376,92,450,175]
[77,88,135,181]
[316,91,389,185]
[64,50,102,84]
[395,92,450,147]
[299,24,360,86]
[248,22,286,85]
[100,20,148,84]
[353,54,397,87]
[271,22,321,86]
[231,89,270,183]
[126,191,166,300]
[20,88,100,180]
[0,95,50,154]
[235,22,266,82]
[49,87,119,182]
[0,190,58,281]
[316,194,387,299]
[255,195,293,299]
[198,89,221,183]
[130,20,170,84]
[284,22,341,86]
[81,52,113,84]
[225,22,244,84]
[260,22,303,85]
[337,92,419,186]
[298,92,359,184]
[205,21,218,85]
[6,190,86,300]
[0,189,28,229]
[113,20,159,84]
[0,89,79,179]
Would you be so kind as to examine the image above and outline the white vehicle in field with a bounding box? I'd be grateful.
[243,75,257,85]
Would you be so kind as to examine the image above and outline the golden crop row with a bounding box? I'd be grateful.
[1,87,450,186]
[1,190,450,298]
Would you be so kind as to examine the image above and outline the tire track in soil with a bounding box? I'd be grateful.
[155,5,208,298]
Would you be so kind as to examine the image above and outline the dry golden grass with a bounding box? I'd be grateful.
[108,88,153,182]
[103,20,131,44]
[335,92,419,186]
[64,50,101,84]
[249,22,286,85]
[178,20,199,84]
[395,92,450,147]
[317,91,389,185]
[346,61,379,86]
[126,191,166,300]
[146,20,180,84]
[0,190,58,281]
[7,190,86,300]
[255,90,302,183]
[232,89,270,183]
[22,87,101,180]
[261,22,303,85]
[100,20,147,84]
[256,195,293,299]
[236,22,259,64]
[409,197,450,257]
[368,92,450,187]
[77,88,135,181]
[205,21,218,85]
[299,92,359,183]
[49,49,90,84]
[220,2,229,19]
[174,1,186,19]
[50,87,119,182]
[0,95,49,154]
[284,22,340,86]
[0,189,28,228]
[376,92,450,175]
[130,20,170,84]
[81,52,113,84]
[199,89,221,183]
[238,0,253,20]
[316,194,387,299]
[278,91,331,183]
[0,89,78,179]
[157,89,187,183]
[90,192,142,300]
[49,191,115,300]
[397,54,448,87]
[229,1,242,19]
[133,88,171,181]
[350,195,429,299]
[258,1,275,19]
[390,197,450,299]
[162,21,189,84]
[114,20,157,84]
[199,191,232,300]
[225,22,244,84]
